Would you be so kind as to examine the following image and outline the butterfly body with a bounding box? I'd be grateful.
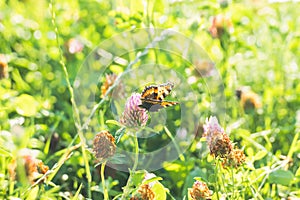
[139,82,179,112]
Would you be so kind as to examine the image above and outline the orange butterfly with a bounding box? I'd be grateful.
[139,82,179,112]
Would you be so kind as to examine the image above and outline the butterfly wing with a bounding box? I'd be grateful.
[141,82,174,101]
[139,98,179,112]
[139,82,178,112]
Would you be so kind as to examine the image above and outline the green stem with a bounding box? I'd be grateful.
[164,126,185,162]
[214,160,220,200]
[49,1,91,198]
[132,134,139,172]
[231,168,235,199]
[121,133,139,199]
[218,160,226,194]
[101,161,109,200]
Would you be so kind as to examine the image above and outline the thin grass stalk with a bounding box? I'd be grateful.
[164,126,185,162]
[49,0,91,197]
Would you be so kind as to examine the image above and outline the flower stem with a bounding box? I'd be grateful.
[132,134,139,172]
[101,161,109,200]
[231,168,235,199]
[121,133,139,199]
[214,160,220,200]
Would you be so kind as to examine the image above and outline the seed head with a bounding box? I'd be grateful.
[189,181,212,200]
[93,130,116,161]
[130,184,155,200]
[222,147,246,168]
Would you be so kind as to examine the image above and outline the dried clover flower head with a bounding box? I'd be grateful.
[236,87,262,110]
[203,116,232,158]
[222,147,246,168]
[189,181,212,200]
[0,54,8,79]
[8,150,49,184]
[203,116,246,168]
[93,130,116,161]
[130,184,155,200]
[120,93,148,127]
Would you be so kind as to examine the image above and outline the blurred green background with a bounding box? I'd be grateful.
[0,0,299,199]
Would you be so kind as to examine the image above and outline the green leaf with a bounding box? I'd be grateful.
[106,119,123,127]
[132,170,146,187]
[115,127,126,144]
[15,94,39,117]
[26,185,39,200]
[269,169,294,186]
[253,150,268,161]
[152,182,166,200]
[0,147,12,157]
[142,177,163,185]
[109,153,126,164]
[109,64,123,74]
[11,69,31,91]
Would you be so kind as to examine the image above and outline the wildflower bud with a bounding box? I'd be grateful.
[100,73,117,98]
[100,73,124,99]
[189,181,212,200]
[93,130,116,161]
[0,54,8,79]
[120,93,148,127]
[209,14,233,38]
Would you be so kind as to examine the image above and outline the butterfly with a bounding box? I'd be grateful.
[139,82,179,112]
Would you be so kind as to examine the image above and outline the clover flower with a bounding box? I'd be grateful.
[8,149,49,184]
[130,184,155,200]
[189,181,212,200]
[203,116,232,158]
[120,93,148,127]
[203,116,246,168]
[93,130,116,161]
